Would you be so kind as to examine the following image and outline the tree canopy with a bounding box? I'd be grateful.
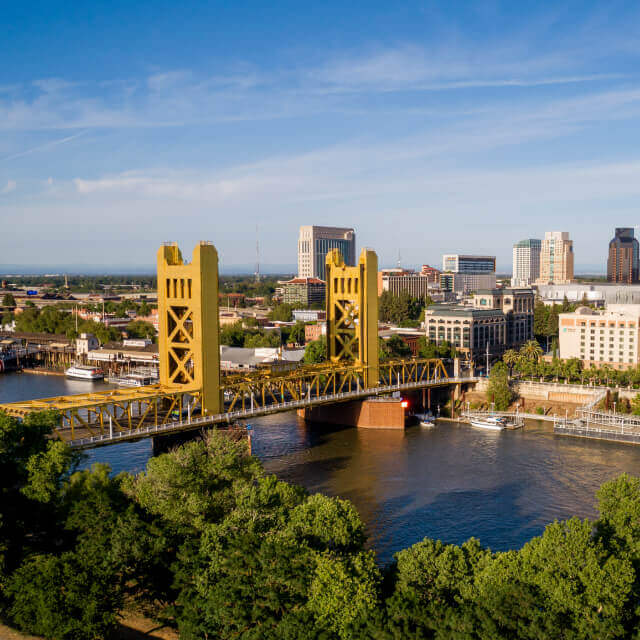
[3,409,640,639]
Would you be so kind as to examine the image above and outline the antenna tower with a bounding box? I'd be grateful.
[254,225,260,283]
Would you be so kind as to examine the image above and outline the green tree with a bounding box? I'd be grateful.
[487,361,514,410]
[1,293,16,308]
[520,339,543,363]
[269,303,294,322]
[125,320,157,341]
[384,335,412,359]
[289,321,306,346]
[502,349,520,375]
[220,321,245,347]
[304,336,327,364]
[379,291,424,327]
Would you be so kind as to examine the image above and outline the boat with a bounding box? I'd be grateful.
[469,416,506,431]
[414,412,435,427]
[115,373,159,387]
[65,364,104,380]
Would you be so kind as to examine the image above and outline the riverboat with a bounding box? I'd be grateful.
[64,364,104,380]
[469,416,506,431]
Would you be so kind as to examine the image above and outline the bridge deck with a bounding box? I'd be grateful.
[65,377,476,449]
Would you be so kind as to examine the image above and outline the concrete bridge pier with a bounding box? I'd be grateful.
[298,397,406,429]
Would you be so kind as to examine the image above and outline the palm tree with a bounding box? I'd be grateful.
[520,340,543,364]
[503,349,519,376]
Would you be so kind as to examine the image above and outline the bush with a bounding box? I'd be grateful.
[535,406,545,415]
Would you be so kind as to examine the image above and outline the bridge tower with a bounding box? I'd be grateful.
[157,242,221,414]
[325,248,379,387]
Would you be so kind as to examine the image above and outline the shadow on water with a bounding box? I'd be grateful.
[375,480,544,562]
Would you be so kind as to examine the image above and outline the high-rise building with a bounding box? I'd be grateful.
[511,239,541,287]
[442,254,496,273]
[440,254,496,293]
[298,226,355,281]
[537,232,574,285]
[607,228,639,284]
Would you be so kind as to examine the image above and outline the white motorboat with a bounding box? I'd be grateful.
[469,416,506,431]
[65,364,104,381]
[115,373,158,387]
[415,412,435,427]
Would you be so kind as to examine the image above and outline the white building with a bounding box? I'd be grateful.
[511,239,541,287]
[298,226,355,281]
[559,304,640,369]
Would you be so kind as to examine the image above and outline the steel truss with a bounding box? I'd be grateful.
[0,358,449,442]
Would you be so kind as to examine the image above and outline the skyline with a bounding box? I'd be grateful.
[2,1,640,270]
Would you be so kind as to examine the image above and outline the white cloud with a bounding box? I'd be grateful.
[0,180,16,194]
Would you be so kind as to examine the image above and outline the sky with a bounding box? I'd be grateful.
[2,1,640,273]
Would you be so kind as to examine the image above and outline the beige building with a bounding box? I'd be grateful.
[537,231,574,285]
[559,305,640,369]
[298,225,355,280]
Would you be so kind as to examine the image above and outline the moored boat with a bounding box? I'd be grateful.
[65,364,104,380]
[415,412,435,427]
[115,373,159,387]
[469,416,506,431]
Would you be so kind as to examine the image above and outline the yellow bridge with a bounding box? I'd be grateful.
[0,242,474,449]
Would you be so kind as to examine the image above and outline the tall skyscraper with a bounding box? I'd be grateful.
[298,226,355,281]
[607,228,639,284]
[511,239,541,287]
[537,231,574,285]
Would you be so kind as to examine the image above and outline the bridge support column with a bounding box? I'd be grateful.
[157,242,221,415]
[299,398,406,429]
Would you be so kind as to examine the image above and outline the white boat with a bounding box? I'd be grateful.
[115,373,158,387]
[470,416,506,431]
[65,364,104,380]
[415,412,435,427]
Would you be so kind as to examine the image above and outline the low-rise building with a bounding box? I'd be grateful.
[293,309,326,323]
[305,322,326,343]
[439,272,496,294]
[280,277,325,306]
[380,271,436,299]
[220,345,305,371]
[559,304,640,369]
[424,288,534,359]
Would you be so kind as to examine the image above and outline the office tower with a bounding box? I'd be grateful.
[440,254,496,293]
[511,239,541,287]
[607,228,639,284]
[537,232,574,285]
[298,226,355,281]
[442,254,496,274]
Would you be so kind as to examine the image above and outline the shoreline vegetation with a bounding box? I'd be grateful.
[3,410,640,639]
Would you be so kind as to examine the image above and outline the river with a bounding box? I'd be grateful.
[2,372,640,563]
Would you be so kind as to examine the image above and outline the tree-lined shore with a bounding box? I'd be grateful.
[2,410,640,639]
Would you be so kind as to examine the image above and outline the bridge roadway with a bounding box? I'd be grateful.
[58,375,477,449]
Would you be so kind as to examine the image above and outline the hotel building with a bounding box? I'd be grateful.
[559,305,640,369]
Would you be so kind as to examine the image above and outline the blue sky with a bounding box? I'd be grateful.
[2,1,640,272]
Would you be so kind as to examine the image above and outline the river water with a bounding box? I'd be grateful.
[2,372,640,563]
